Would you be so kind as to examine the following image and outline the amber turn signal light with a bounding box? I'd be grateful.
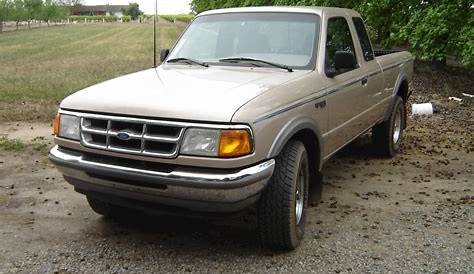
[218,129,252,158]
[53,113,60,136]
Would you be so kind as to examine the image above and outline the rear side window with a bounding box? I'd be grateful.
[325,17,357,74]
[352,17,374,61]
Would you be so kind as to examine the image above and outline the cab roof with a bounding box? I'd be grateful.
[198,6,361,18]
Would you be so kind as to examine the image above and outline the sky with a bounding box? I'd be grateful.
[83,0,192,15]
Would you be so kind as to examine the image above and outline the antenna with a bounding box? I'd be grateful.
[153,0,157,67]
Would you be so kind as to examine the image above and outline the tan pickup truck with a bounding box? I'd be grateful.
[49,7,413,250]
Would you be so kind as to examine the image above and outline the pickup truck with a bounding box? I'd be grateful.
[49,7,413,250]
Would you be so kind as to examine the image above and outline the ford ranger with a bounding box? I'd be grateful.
[49,7,413,250]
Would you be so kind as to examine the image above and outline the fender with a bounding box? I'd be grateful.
[383,72,408,121]
[267,116,324,171]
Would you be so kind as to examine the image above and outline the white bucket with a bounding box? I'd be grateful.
[412,103,434,116]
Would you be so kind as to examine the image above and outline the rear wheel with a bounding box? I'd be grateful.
[257,140,309,250]
[372,96,405,157]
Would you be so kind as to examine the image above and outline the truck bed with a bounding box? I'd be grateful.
[374,50,414,101]
[374,49,402,57]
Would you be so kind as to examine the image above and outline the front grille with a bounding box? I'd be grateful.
[80,115,184,158]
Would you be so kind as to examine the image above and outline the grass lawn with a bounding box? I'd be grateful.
[0,22,185,121]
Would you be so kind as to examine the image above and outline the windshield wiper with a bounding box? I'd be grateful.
[219,57,293,72]
[167,58,209,67]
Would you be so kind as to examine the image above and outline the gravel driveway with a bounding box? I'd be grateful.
[0,69,473,273]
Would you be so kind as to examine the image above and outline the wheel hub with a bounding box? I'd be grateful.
[393,109,402,144]
[295,167,305,225]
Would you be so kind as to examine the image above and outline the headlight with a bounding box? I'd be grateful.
[180,128,220,157]
[53,113,80,140]
[180,128,252,158]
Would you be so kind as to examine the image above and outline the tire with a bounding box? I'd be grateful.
[372,96,405,157]
[257,140,309,251]
[87,196,123,218]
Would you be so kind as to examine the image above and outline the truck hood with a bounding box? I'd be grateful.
[60,66,309,122]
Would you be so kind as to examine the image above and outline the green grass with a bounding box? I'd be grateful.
[0,137,25,151]
[0,22,185,121]
[0,136,52,153]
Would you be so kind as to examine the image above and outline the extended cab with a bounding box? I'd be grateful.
[49,7,413,250]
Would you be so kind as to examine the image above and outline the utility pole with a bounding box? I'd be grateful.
[153,0,158,67]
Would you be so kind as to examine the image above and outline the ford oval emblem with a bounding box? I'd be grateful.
[116,132,131,141]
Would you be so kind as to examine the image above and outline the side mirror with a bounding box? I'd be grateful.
[334,51,357,70]
[160,49,170,63]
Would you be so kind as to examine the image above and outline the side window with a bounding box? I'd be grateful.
[352,17,374,61]
[325,17,357,75]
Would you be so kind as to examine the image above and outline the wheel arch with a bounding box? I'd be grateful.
[267,116,323,172]
[397,79,410,103]
[383,73,410,122]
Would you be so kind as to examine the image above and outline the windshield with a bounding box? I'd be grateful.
[167,12,321,70]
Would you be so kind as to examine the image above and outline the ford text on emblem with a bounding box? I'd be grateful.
[116,132,131,141]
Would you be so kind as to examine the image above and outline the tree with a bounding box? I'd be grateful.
[397,0,472,67]
[0,0,13,33]
[23,0,42,28]
[458,11,474,68]
[41,0,66,26]
[357,0,418,47]
[11,0,26,29]
[57,0,81,15]
[58,0,81,4]
[122,3,142,20]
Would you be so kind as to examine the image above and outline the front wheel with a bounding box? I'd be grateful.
[372,96,405,157]
[257,140,309,250]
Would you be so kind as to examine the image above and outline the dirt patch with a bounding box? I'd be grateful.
[0,121,54,142]
[0,100,58,123]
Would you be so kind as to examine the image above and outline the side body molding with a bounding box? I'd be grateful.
[267,116,324,171]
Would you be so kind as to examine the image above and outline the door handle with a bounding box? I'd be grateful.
[361,77,368,86]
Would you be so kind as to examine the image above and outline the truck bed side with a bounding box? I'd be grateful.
[376,51,414,103]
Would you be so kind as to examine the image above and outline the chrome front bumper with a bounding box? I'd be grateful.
[49,146,275,212]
